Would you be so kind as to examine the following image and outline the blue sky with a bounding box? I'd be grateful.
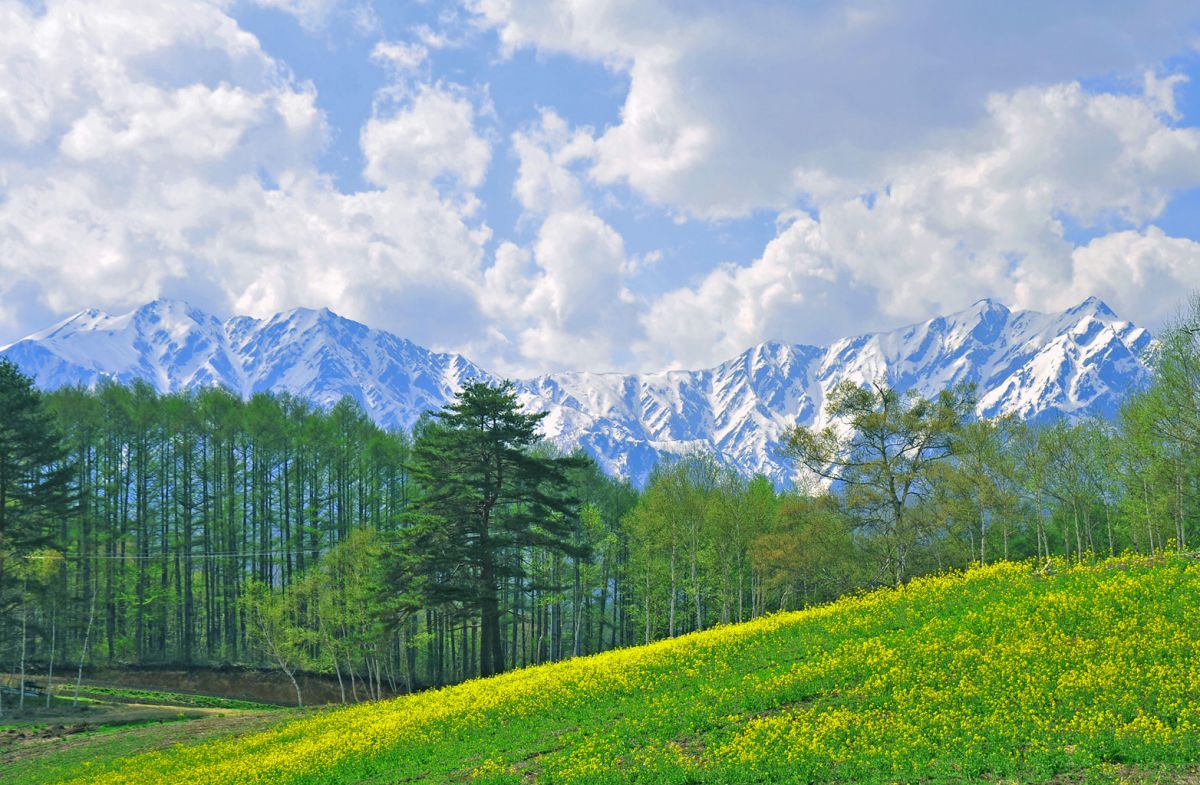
[235,0,779,297]
[3,1,1200,373]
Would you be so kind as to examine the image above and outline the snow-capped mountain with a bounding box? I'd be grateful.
[0,297,1151,486]
[1,300,492,431]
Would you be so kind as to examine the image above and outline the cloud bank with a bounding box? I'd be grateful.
[2,0,1200,375]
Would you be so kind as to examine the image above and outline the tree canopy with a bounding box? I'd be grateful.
[392,381,589,677]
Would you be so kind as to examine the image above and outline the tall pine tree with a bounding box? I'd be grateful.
[0,360,72,637]
[393,381,587,677]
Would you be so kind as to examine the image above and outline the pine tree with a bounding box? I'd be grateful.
[392,381,588,677]
[0,360,72,651]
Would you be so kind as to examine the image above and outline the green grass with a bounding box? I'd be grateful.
[68,686,283,711]
[3,710,293,785]
[18,556,1200,784]
[2,684,294,784]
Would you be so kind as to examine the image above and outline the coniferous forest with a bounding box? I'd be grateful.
[2,301,1200,708]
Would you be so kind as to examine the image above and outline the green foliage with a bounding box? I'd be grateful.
[9,292,1200,716]
[391,381,589,677]
[37,557,1200,785]
[0,359,72,619]
[785,380,975,584]
[751,494,858,606]
[305,529,392,701]
[241,580,313,707]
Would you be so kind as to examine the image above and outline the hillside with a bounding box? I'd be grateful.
[0,297,1150,485]
[30,556,1200,785]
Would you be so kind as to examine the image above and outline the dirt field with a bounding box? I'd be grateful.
[0,683,304,785]
[77,664,357,705]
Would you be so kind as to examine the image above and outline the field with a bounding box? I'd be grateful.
[10,556,1200,784]
[1,687,293,785]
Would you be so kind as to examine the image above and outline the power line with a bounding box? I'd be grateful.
[19,543,407,562]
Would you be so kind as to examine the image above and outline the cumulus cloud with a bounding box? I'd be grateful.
[6,0,1200,379]
[638,77,1200,367]
[0,0,492,352]
[1067,229,1200,327]
[362,84,491,191]
[472,0,1200,218]
[639,210,879,369]
[0,1,285,150]
[475,111,640,373]
[511,108,594,215]
[518,209,638,368]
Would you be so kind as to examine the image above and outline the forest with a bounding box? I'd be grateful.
[1,300,1198,708]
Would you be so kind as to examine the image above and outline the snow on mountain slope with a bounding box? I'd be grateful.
[518,298,1149,484]
[0,300,492,431]
[0,297,1151,486]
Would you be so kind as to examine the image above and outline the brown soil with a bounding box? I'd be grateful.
[76,665,366,706]
[1045,766,1200,784]
[1,707,288,768]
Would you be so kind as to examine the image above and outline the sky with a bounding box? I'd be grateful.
[3,1,1200,375]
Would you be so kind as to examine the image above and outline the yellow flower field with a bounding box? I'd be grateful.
[37,556,1200,784]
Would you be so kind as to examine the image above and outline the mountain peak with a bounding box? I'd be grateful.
[967,297,1010,312]
[131,298,221,327]
[946,297,1012,322]
[1065,295,1117,319]
[270,305,369,333]
[0,297,1151,486]
[137,297,193,311]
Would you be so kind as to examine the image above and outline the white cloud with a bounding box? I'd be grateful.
[0,1,276,149]
[250,0,354,32]
[639,211,869,368]
[1144,71,1189,121]
[371,40,428,73]
[481,209,638,373]
[472,0,1200,218]
[61,84,274,163]
[474,111,640,373]
[1067,229,1200,327]
[361,84,492,191]
[5,0,1200,380]
[638,77,1200,367]
[0,0,493,352]
[511,108,593,214]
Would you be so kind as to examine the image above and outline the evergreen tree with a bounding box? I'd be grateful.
[0,360,72,634]
[393,381,588,677]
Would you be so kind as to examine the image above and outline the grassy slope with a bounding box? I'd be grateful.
[2,686,297,785]
[28,557,1200,785]
[4,709,290,785]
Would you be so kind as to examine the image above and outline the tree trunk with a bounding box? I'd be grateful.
[285,667,303,708]
[18,578,28,711]
[45,608,57,709]
[572,556,582,657]
[333,657,346,704]
[75,584,98,707]
[668,544,677,638]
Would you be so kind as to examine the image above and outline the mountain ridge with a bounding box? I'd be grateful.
[0,297,1151,486]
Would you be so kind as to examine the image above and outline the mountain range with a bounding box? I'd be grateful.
[0,297,1151,486]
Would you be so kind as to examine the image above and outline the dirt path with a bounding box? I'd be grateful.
[2,703,304,785]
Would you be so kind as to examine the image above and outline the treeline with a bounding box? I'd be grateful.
[3,298,1200,706]
[0,376,642,705]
